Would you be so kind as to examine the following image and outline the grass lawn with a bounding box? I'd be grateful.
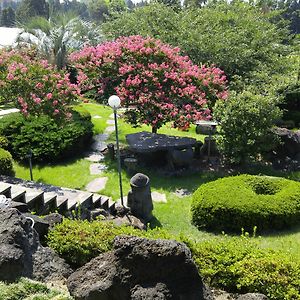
[11,102,300,261]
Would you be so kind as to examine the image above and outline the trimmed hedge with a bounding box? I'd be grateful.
[191,175,300,233]
[0,148,13,175]
[187,237,300,300]
[0,110,93,163]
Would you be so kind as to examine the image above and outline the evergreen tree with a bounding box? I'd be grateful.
[16,0,49,23]
[0,7,16,27]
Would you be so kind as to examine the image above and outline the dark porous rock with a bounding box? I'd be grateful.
[43,213,63,229]
[0,208,38,281]
[23,213,49,240]
[112,214,146,230]
[130,283,172,299]
[68,235,213,300]
[32,246,73,282]
[237,293,268,300]
[90,208,110,220]
[0,208,71,282]
[273,127,300,158]
[9,201,29,213]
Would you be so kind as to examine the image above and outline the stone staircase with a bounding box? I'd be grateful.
[0,175,116,216]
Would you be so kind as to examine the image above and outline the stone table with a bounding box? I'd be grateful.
[126,131,197,168]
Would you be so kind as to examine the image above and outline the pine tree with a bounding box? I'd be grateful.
[0,7,16,27]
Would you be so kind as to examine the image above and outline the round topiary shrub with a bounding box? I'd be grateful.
[191,175,300,233]
[0,148,13,175]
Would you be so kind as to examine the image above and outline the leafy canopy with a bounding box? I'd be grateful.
[70,35,228,132]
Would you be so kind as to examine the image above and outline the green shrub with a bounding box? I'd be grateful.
[188,237,300,300]
[214,91,281,164]
[0,148,13,175]
[0,136,8,149]
[47,218,172,267]
[0,277,71,300]
[191,175,300,233]
[72,105,92,121]
[0,112,93,163]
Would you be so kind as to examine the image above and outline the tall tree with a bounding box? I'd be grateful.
[0,7,16,27]
[16,0,49,23]
[17,14,103,69]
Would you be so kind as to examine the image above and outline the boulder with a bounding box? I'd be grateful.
[43,213,63,229]
[9,201,29,213]
[273,127,300,158]
[0,208,71,282]
[237,293,268,300]
[68,235,213,300]
[23,213,49,241]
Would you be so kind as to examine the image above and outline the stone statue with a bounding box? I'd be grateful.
[127,173,153,222]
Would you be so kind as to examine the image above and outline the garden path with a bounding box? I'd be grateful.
[84,114,117,192]
[84,113,168,203]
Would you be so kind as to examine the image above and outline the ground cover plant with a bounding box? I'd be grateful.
[0,278,71,300]
[70,35,228,132]
[191,174,300,233]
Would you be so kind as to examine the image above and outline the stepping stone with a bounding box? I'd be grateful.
[106,119,115,125]
[90,163,107,175]
[92,115,102,119]
[0,108,19,116]
[84,152,105,162]
[151,191,167,203]
[91,141,107,152]
[109,113,120,119]
[105,126,115,133]
[85,177,108,193]
[94,133,109,142]
[173,188,192,198]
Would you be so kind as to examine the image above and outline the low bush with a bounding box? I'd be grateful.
[0,111,93,162]
[47,218,172,267]
[188,236,300,300]
[0,148,13,175]
[191,175,300,233]
[0,277,71,300]
[0,136,8,149]
[214,91,281,164]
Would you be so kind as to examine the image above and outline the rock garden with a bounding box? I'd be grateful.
[0,2,300,299]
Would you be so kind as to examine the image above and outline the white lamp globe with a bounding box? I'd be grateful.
[108,95,121,109]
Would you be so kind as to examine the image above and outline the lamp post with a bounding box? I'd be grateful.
[108,95,124,206]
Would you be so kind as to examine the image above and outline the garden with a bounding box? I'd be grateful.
[0,1,300,299]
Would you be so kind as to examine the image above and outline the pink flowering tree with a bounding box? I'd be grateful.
[0,49,80,122]
[70,35,228,132]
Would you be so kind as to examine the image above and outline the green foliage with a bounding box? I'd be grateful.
[0,136,9,149]
[0,148,13,175]
[0,7,16,27]
[0,277,71,300]
[191,175,300,233]
[103,1,290,82]
[213,91,281,164]
[47,218,172,267]
[0,112,93,163]
[189,236,300,300]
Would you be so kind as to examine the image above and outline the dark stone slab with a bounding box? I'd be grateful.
[126,131,197,153]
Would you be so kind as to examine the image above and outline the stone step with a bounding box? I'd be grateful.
[65,191,93,211]
[43,192,57,213]
[0,182,11,198]
[10,185,26,202]
[56,196,68,213]
[92,194,102,208]
[24,188,44,210]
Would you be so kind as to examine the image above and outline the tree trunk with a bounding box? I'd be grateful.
[152,127,157,134]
